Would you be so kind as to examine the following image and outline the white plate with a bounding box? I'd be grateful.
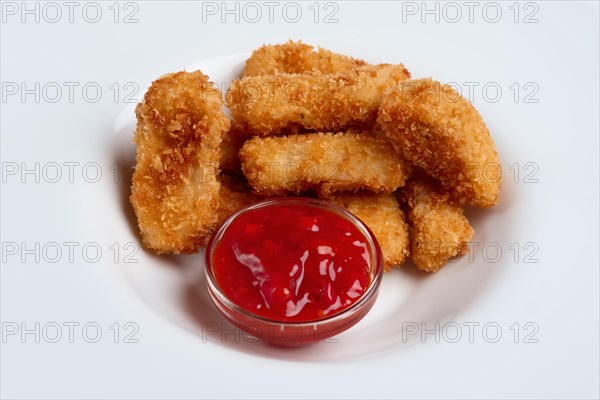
[4,4,599,397]
[112,53,513,361]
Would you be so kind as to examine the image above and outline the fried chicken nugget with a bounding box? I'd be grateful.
[239,132,411,196]
[402,179,474,272]
[378,78,501,207]
[322,192,410,271]
[227,64,411,136]
[243,40,368,77]
[130,71,230,254]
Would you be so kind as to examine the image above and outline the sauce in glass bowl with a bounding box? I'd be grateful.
[205,198,383,346]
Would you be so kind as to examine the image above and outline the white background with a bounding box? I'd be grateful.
[1,1,599,399]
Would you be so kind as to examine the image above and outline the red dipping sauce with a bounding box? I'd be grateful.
[205,198,383,346]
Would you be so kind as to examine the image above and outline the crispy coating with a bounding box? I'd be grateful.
[239,132,411,196]
[227,64,411,136]
[243,40,368,77]
[402,179,474,272]
[378,78,501,207]
[322,192,410,271]
[216,174,261,224]
[220,123,247,174]
[130,71,230,254]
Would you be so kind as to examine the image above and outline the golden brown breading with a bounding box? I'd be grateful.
[239,132,411,196]
[402,179,474,272]
[220,123,247,174]
[216,174,261,224]
[227,64,411,136]
[378,78,501,207]
[322,192,410,271]
[243,40,368,77]
[130,71,230,254]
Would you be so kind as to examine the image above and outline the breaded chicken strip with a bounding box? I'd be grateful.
[240,132,411,196]
[220,123,247,175]
[130,71,230,254]
[322,192,410,271]
[402,179,474,272]
[378,78,501,207]
[243,40,368,77]
[227,64,410,136]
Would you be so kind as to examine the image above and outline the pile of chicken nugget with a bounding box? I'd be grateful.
[130,41,501,273]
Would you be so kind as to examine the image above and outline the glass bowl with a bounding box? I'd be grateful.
[204,197,384,346]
